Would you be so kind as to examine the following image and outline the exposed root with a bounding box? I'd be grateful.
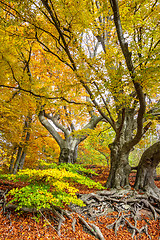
[70,189,160,238]
[78,215,105,240]
[0,189,8,213]
[1,188,160,238]
[106,212,151,239]
[71,218,76,232]
[140,199,158,220]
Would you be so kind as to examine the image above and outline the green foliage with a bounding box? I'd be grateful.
[7,184,59,210]
[3,164,104,211]
[40,161,98,176]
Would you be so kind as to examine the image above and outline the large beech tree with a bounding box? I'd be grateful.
[0,0,160,193]
[39,109,102,163]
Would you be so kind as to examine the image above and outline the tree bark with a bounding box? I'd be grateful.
[12,118,31,174]
[134,141,160,197]
[59,148,75,163]
[104,0,147,190]
[104,108,136,189]
[104,142,131,189]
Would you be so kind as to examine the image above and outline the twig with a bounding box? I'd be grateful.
[39,210,58,233]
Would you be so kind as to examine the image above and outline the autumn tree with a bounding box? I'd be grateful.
[0,34,62,172]
[0,0,160,194]
[0,16,103,165]
[39,107,103,163]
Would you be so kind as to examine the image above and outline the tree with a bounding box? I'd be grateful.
[135,141,160,197]
[0,34,62,172]
[0,0,159,192]
[0,14,103,165]
[39,108,102,163]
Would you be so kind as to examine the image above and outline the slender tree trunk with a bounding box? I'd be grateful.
[18,131,30,170]
[9,146,17,173]
[12,147,23,174]
[18,151,27,170]
[12,117,31,174]
[12,147,28,174]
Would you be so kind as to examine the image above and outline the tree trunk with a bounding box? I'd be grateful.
[12,148,28,174]
[9,146,17,173]
[104,109,135,189]
[12,130,30,174]
[18,131,30,170]
[38,109,102,164]
[105,142,131,189]
[12,147,23,174]
[59,148,75,163]
[59,141,78,164]
[18,151,27,170]
[134,141,160,197]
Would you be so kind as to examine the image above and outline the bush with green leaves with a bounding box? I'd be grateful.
[8,184,60,210]
[39,161,98,176]
[3,164,104,211]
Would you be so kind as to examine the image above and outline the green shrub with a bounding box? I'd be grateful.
[4,164,104,211]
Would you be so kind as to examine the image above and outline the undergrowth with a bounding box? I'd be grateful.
[0,163,104,211]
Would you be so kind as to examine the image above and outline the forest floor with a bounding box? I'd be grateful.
[0,166,160,240]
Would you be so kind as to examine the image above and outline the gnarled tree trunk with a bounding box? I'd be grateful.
[105,142,131,189]
[58,136,78,163]
[105,108,135,189]
[134,141,160,197]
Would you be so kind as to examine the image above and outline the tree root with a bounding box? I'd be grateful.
[71,218,76,232]
[78,215,105,240]
[1,188,160,238]
[106,212,151,239]
[0,189,8,213]
[70,189,160,238]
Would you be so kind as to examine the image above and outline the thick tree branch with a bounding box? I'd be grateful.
[38,110,64,147]
[109,0,146,150]
[76,115,103,144]
[44,112,70,137]
[63,106,75,132]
